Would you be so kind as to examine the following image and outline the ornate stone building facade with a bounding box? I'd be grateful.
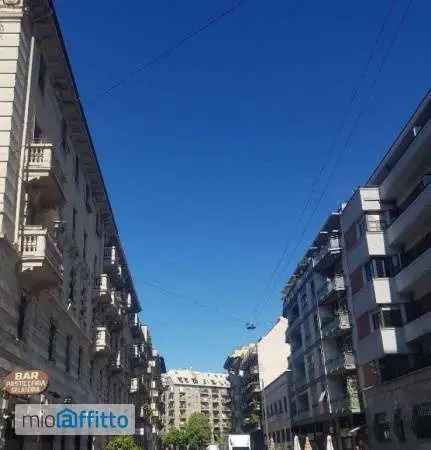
[0,1,164,449]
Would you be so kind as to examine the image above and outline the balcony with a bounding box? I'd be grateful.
[130,378,139,394]
[93,274,111,303]
[314,237,342,273]
[403,311,431,343]
[25,142,65,207]
[110,351,126,373]
[331,394,361,414]
[326,351,355,375]
[130,313,145,340]
[20,225,63,289]
[321,312,351,339]
[395,234,431,294]
[317,275,346,305]
[99,289,123,328]
[94,327,111,357]
[131,351,147,369]
[293,373,307,391]
[387,176,431,247]
[104,245,124,286]
[293,409,311,423]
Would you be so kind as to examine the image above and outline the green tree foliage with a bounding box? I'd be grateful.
[163,427,187,448]
[163,413,212,449]
[185,413,212,449]
[105,436,142,450]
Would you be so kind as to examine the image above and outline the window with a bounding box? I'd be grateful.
[83,231,87,260]
[77,346,82,378]
[85,184,92,212]
[375,259,387,277]
[93,255,98,283]
[38,54,46,94]
[412,402,431,439]
[48,320,57,361]
[283,396,287,413]
[34,121,43,141]
[374,412,391,442]
[65,335,72,373]
[372,306,403,329]
[364,257,399,282]
[61,119,68,152]
[344,223,358,250]
[89,359,94,385]
[74,155,80,184]
[68,268,75,308]
[364,260,373,282]
[357,313,370,340]
[17,295,28,340]
[350,267,363,295]
[393,408,406,442]
[72,208,77,238]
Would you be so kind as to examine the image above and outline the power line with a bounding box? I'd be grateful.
[87,0,248,105]
[140,279,246,325]
[251,0,397,320]
[252,0,414,323]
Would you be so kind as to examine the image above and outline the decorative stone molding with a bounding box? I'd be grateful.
[0,0,23,17]
[2,0,21,6]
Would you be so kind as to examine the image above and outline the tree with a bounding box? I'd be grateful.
[163,427,187,449]
[105,436,142,450]
[185,413,211,449]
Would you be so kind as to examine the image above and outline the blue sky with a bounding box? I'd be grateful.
[56,0,430,371]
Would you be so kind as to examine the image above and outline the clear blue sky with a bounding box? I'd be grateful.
[56,0,430,371]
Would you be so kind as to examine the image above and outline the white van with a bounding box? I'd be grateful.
[227,434,251,450]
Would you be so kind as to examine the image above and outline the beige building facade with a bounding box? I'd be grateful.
[264,372,291,450]
[162,370,231,442]
[0,1,164,449]
[257,318,291,449]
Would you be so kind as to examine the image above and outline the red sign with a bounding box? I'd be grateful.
[2,370,49,396]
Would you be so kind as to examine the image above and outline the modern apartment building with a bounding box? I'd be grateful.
[340,92,431,450]
[0,1,164,449]
[224,344,264,450]
[162,369,231,442]
[258,318,291,450]
[282,211,365,450]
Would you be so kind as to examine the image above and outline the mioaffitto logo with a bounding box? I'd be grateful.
[14,404,135,435]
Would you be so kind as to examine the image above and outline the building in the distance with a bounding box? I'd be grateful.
[224,343,264,450]
[162,369,231,442]
[131,324,166,450]
[224,344,255,434]
[257,317,291,450]
[340,92,431,450]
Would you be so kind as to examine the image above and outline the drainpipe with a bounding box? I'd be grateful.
[14,33,35,244]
